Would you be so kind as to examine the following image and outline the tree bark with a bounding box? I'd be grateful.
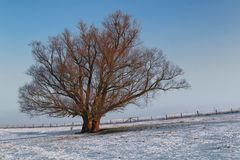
[81,115,92,133]
[91,117,101,132]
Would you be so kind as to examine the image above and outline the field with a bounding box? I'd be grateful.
[1,113,240,160]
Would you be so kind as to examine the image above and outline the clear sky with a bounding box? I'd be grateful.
[1,0,240,127]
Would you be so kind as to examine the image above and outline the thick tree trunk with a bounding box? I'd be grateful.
[80,114,101,133]
[91,117,101,132]
[81,115,92,133]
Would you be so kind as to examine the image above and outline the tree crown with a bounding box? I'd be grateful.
[19,11,190,119]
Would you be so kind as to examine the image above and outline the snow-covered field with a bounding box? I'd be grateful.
[1,113,240,160]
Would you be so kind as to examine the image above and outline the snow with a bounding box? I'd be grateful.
[1,113,240,160]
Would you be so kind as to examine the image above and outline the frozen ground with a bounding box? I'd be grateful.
[1,113,240,160]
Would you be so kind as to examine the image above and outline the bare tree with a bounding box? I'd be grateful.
[19,11,189,133]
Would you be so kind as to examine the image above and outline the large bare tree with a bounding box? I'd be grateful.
[19,11,189,133]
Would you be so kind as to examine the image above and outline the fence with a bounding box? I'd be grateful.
[101,108,240,125]
[2,108,240,129]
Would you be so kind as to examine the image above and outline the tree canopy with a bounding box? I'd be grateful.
[19,11,189,133]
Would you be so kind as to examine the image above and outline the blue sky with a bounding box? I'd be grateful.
[0,0,240,126]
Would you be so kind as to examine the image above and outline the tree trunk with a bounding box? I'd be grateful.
[91,117,101,132]
[81,115,92,133]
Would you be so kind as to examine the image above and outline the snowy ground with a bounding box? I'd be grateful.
[1,113,240,160]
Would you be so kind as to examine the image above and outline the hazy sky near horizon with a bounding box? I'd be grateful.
[1,0,240,126]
